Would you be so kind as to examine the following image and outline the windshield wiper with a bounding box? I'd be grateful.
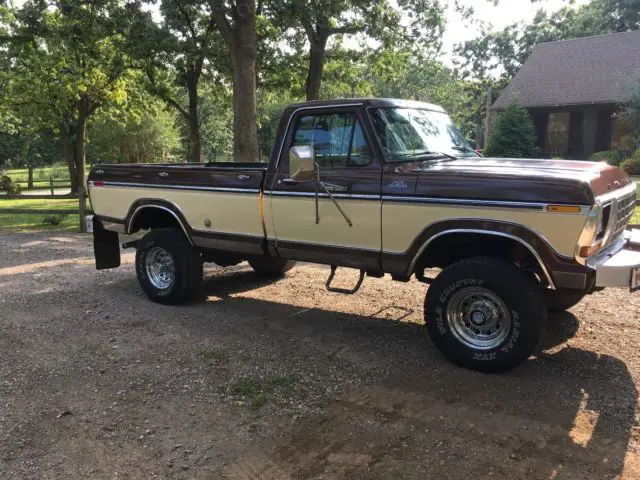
[395,150,458,161]
[451,145,479,156]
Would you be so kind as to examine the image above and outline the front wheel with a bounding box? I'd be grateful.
[424,257,547,373]
[135,228,203,305]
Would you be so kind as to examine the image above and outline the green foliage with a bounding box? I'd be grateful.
[456,0,640,83]
[620,152,640,175]
[88,100,181,164]
[589,150,622,166]
[230,374,297,410]
[0,175,13,191]
[0,174,21,193]
[621,76,640,143]
[487,102,539,158]
[42,215,64,226]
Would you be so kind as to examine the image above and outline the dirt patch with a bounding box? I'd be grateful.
[0,231,639,479]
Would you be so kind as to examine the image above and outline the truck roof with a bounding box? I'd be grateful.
[287,97,446,113]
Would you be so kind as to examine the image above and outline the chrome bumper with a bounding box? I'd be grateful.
[586,229,640,290]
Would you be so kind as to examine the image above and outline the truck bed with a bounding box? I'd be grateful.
[88,163,268,253]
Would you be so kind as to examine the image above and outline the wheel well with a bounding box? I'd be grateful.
[129,207,188,238]
[415,232,548,285]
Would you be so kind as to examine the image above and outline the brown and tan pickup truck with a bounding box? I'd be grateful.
[88,98,640,372]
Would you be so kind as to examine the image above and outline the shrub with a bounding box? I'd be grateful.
[589,150,622,166]
[486,101,540,158]
[0,175,12,191]
[42,215,64,226]
[620,156,640,175]
[7,182,21,194]
[0,175,21,194]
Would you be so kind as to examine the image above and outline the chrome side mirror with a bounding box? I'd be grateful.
[289,145,315,182]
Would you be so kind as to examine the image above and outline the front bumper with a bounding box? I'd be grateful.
[587,229,640,290]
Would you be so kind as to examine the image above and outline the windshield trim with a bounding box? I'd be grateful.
[365,106,477,164]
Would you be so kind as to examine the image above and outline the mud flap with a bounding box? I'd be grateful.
[93,217,121,270]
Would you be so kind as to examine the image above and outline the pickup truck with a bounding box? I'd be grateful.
[88,98,640,373]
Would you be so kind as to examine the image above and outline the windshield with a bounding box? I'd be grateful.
[368,107,478,161]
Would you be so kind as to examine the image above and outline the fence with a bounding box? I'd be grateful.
[13,177,71,195]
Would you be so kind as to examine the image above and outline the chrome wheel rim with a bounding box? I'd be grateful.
[446,287,511,350]
[145,247,175,290]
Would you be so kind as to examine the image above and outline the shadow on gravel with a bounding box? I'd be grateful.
[194,270,637,479]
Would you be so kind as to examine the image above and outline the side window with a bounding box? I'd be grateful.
[292,113,372,168]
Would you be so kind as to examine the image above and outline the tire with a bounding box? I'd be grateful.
[135,228,203,305]
[544,290,586,313]
[424,257,547,373]
[248,257,296,278]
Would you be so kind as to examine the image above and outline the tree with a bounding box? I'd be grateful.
[486,101,539,158]
[87,99,181,164]
[130,1,224,163]
[621,76,640,149]
[456,0,640,83]
[209,0,259,163]
[269,0,445,101]
[7,0,144,230]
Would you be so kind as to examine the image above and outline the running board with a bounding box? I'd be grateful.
[325,266,365,294]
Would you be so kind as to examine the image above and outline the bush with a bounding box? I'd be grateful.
[590,150,622,166]
[7,182,21,194]
[620,156,640,175]
[0,175,21,194]
[486,101,540,158]
[42,215,64,226]
[0,175,12,191]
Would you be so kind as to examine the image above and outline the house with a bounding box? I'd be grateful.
[491,31,640,159]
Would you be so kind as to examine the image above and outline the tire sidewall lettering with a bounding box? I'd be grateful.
[436,278,522,357]
[435,278,485,338]
[438,278,485,304]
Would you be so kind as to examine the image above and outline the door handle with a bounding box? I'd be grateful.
[237,174,250,180]
[158,172,169,178]
[280,178,298,185]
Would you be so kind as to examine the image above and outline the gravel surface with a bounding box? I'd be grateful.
[0,231,639,479]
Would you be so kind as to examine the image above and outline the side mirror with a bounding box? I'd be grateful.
[289,145,315,182]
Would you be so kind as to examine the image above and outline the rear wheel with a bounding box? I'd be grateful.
[544,290,586,312]
[248,257,296,278]
[135,228,203,305]
[424,257,547,373]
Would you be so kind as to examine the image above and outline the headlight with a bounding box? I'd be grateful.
[576,202,604,263]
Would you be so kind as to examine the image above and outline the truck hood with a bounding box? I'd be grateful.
[407,157,633,205]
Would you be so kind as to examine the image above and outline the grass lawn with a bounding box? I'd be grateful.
[0,198,81,233]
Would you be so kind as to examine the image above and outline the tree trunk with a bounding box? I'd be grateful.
[27,164,33,189]
[230,0,259,163]
[61,126,79,194]
[75,102,89,233]
[187,75,202,163]
[305,31,329,101]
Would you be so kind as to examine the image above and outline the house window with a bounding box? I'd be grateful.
[547,112,570,157]
[611,115,636,156]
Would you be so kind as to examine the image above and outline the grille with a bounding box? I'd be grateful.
[611,190,637,239]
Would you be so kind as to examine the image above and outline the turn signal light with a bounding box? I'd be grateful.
[547,205,582,214]
[579,242,602,258]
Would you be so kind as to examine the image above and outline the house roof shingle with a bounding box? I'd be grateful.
[492,30,640,110]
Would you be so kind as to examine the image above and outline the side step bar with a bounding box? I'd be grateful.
[325,266,365,294]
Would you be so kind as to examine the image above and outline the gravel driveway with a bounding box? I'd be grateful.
[1,231,639,479]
